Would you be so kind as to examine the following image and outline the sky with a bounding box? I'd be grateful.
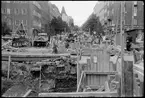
[50,1,98,27]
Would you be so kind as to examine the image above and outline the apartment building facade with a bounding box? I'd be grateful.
[1,1,30,34]
[37,1,51,34]
[93,1,106,25]
[49,2,61,20]
[1,1,42,38]
[94,1,144,33]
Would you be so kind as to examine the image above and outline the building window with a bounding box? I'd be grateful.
[14,9,19,15]
[22,20,27,25]
[112,9,114,14]
[7,8,10,14]
[134,19,137,25]
[22,9,27,15]
[3,9,7,14]
[6,1,10,3]
[134,1,137,5]
[2,1,10,3]
[15,20,20,25]
[134,6,137,16]
[8,19,12,25]
[1,8,4,14]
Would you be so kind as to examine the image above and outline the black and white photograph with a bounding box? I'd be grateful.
[1,1,144,97]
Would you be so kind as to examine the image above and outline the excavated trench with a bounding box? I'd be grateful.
[2,57,77,97]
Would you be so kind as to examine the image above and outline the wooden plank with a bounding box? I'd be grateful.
[96,50,101,72]
[103,49,110,72]
[77,51,80,88]
[77,71,84,92]
[88,85,100,90]
[109,61,113,72]
[100,50,103,72]
[124,61,133,97]
[105,81,110,92]
[87,59,91,71]
[96,74,100,87]
[2,52,70,57]
[99,75,104,87]
[133,77,141,96]
[7,55,11,79]
[84,71,117,75]
[139,81,144,97]
[90,54,94,71]
[22,89,32,97]
[2,53,70,61]
[86,74,90,87]
[91,75,94,86]
[97,86,105,91]
[39,91,118,97]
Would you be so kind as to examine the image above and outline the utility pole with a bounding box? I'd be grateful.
[115,5,119,46]
[131,1,134,29]
[120,1,125,97]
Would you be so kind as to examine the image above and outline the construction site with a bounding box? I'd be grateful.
[2,1,144,97]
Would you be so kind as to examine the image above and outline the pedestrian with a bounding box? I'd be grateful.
[52,41,58,54]
[126,36,133,51]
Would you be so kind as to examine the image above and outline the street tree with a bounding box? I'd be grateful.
[73,25,80,32]
[81,14,104,36]
[50,16,71,35]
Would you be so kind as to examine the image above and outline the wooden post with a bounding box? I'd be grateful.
[7,55,11,79]
[77,48,80,88]
[39,65,42,92]
[120,1,125,97]
[115,6,119,46]
[124,61,133,97]
[131,1,134,29]
[22,89,32,97]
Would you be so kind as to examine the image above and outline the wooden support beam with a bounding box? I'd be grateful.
[39,91,118,97]
[105,81,110,92]
[7,55,11,79]
[77,50,81,88]
[97,86,105,91]
[84,71,117,75]
[22,89,32,97]
[2,52,70,61]
[77,71,84,92]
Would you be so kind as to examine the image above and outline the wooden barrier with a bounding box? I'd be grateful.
[2,52,70,61]
[39,70,119,97]
[77,47,119,89]
[39,91,118,97]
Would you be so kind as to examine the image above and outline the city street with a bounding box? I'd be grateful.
[1,1,144,97]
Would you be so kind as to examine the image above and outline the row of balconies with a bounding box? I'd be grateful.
[32,1,41,9]
[33,10,41,18]
[1,8,27,15]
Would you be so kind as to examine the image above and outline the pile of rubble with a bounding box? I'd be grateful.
[2,56,77,96]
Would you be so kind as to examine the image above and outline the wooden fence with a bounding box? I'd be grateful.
[77,48,117,85]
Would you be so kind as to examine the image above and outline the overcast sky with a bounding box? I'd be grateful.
[50,1,98,27]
